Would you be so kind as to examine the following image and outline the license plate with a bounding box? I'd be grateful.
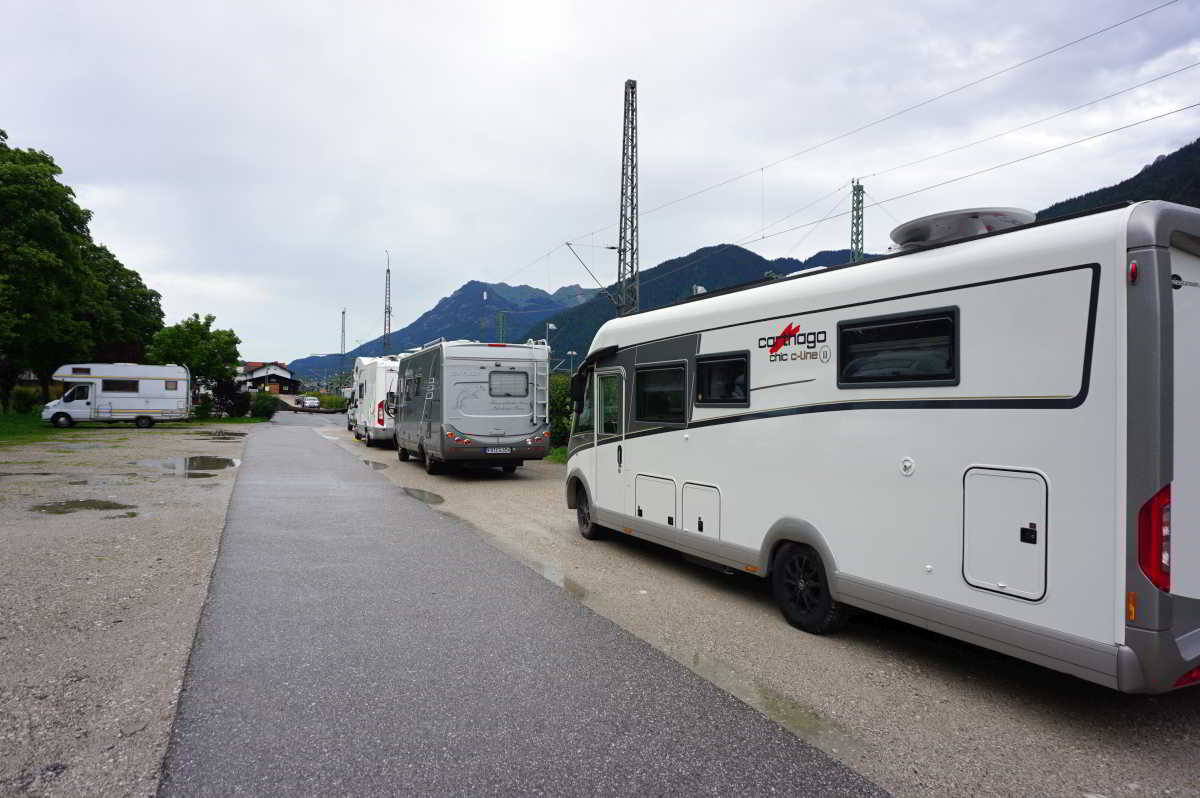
[485,447,512,454]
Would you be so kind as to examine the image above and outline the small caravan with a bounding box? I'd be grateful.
[392,339,550,473]
[41,363,191,428]
[351,356,400,446]
[565,201,1200,693]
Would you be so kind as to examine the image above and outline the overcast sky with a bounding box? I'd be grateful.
[4,0,1198,362]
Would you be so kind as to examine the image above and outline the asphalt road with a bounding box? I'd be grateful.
[159,413,884,796]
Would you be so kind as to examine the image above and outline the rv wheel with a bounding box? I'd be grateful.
[135,416,155,429]
[576,486,605,540]
[771,543,848,635]
[502,464,517,474]
[363,433,375,448]
[424,453,442,475]
[397,446,409,462]
[51,413,74,429]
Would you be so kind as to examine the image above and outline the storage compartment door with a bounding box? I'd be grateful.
[963,468,1048,601]
[635,475,677,527]
[1172,246,1200,598]
[682,483,721,539]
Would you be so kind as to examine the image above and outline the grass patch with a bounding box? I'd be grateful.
[0,413,57,446]
[545,446,568,464]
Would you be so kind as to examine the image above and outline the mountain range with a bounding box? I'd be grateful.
[290,135,1200,381]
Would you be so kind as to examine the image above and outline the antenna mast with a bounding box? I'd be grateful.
[850,179,864,262]
[616,78,639,316]
[340,308,346,388]
[383,250,392,353]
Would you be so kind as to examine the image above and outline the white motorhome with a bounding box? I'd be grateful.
[41,363,191,428]
[565,201,1200,693]
[392,339,550,474]
[351,355,400,446]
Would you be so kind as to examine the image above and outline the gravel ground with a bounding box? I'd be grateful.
[341,423,1200,798]
[0,422,248,797]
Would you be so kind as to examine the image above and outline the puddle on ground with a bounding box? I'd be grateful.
[68,480,87,485]
[49,442,108,450]
[103,511,138,519]
[190,430,248,438]
[31,499,136,515]
[402,487,444,504]
[135,456,240,477]
[362,460,389,471]
[0,472,58,478]
[538,563,587,600]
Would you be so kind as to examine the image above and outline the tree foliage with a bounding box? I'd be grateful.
[146,313,241,386]
[0,129,166,408]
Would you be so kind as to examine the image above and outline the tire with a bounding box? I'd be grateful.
[363,432,375,448]
[424,452,441,475]
[576,486,605,540]
[51,413,74,429]
[135,416,154,429]
[397,446,409,462]
[771,543,848,634]
[502,464,517,474]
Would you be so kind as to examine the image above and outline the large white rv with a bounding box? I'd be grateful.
[565,201,1200,694]
[41,363,191,428]
[392,339,550,474]
[351,355,400,446]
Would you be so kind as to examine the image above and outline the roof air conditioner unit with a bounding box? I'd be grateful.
[889,207,1035,252]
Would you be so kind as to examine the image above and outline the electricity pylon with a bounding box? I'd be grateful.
[615,79,639,316]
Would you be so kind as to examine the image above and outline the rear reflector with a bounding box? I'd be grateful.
[1138,484,1171,592]
[1175,665,1200,689]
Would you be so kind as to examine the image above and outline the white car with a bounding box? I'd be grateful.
[301,396,320,409]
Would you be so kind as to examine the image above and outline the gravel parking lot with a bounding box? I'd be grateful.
[0,423,247,797]
[339,421,1200,798]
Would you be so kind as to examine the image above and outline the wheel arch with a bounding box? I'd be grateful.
[760,518,840,590]
[565,468,590,510]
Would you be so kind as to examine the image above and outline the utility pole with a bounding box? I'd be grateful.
[496,310,506,343]
[615,78,639,316]
[339,308,346,389]
[383,250,392,353]
[850,178,865,262]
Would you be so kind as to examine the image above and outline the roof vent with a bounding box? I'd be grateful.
[889,207,1034,252]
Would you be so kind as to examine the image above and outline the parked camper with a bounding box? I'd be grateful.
[41,363,191,428]
[392,339,550,474]
[565,201,1200,693]
[351,356,400,446]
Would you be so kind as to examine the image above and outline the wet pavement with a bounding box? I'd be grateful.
[160,413,884,797]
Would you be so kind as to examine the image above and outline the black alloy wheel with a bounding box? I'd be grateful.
[576,486,605,540]
[502,464,517,474]
[424,452,441,475]
[397,444,409,461]
[771,543,848,634]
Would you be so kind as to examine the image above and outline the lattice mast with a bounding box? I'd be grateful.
[850,179,864,262]
[615,79,639,316]
[383,250,392,353]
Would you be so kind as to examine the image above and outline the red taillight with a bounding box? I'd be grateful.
[376,400,385,426]
[1175,665,1200,688]
[487,343,506,347]
[1138,484,1171,592]
[1128,260,1139,285]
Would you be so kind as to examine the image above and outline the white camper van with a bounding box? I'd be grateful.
[392,339,550,474]
[565,201,1200,694]
[41,363,191,428]
[351,355,400,446]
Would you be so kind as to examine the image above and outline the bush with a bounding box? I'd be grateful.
[11,386,43,414]
[194,396,214,420]
[251,392,281,419]
[226,392,251,418]
[549,373,572,447]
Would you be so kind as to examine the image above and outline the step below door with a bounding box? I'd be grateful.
[963,467,1048,601]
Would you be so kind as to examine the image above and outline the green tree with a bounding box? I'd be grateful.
[83,241,163,362]
[0,129,96,405]
[146,313,241,388]
[549,372,572,446]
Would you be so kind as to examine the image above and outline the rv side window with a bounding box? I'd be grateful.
[71,367,91,375]
[635,365,686,424]
[573,375,594,435]
[599,374,622,435]
[695,354,749,407]
[838,307,958,388]
[165,380,178,391]
[489,371,529,397]
[102,379,139,393]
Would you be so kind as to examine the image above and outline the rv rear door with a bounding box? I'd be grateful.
[1171,244,1200,598]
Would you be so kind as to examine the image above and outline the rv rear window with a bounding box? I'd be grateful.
[71,367,91,375]
[165,380,179,391]
[489,371,529,397]
[838,307,958,388]
[102,379,139,393]
[635,365,686,424]
[695,354,749,407]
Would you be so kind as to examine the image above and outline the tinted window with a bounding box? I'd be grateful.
[599,374,622,435]
[71,367,91,375]
[573,374,594,434]
[165,380,178,391]
[839,309,957,387]
[695,355,748,406]
[635,366,686,424]
[102,379,139,393]
[489,371,529,397]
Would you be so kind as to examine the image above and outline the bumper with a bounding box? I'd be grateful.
[441,442,549,463]
[1119,621,1200,693]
